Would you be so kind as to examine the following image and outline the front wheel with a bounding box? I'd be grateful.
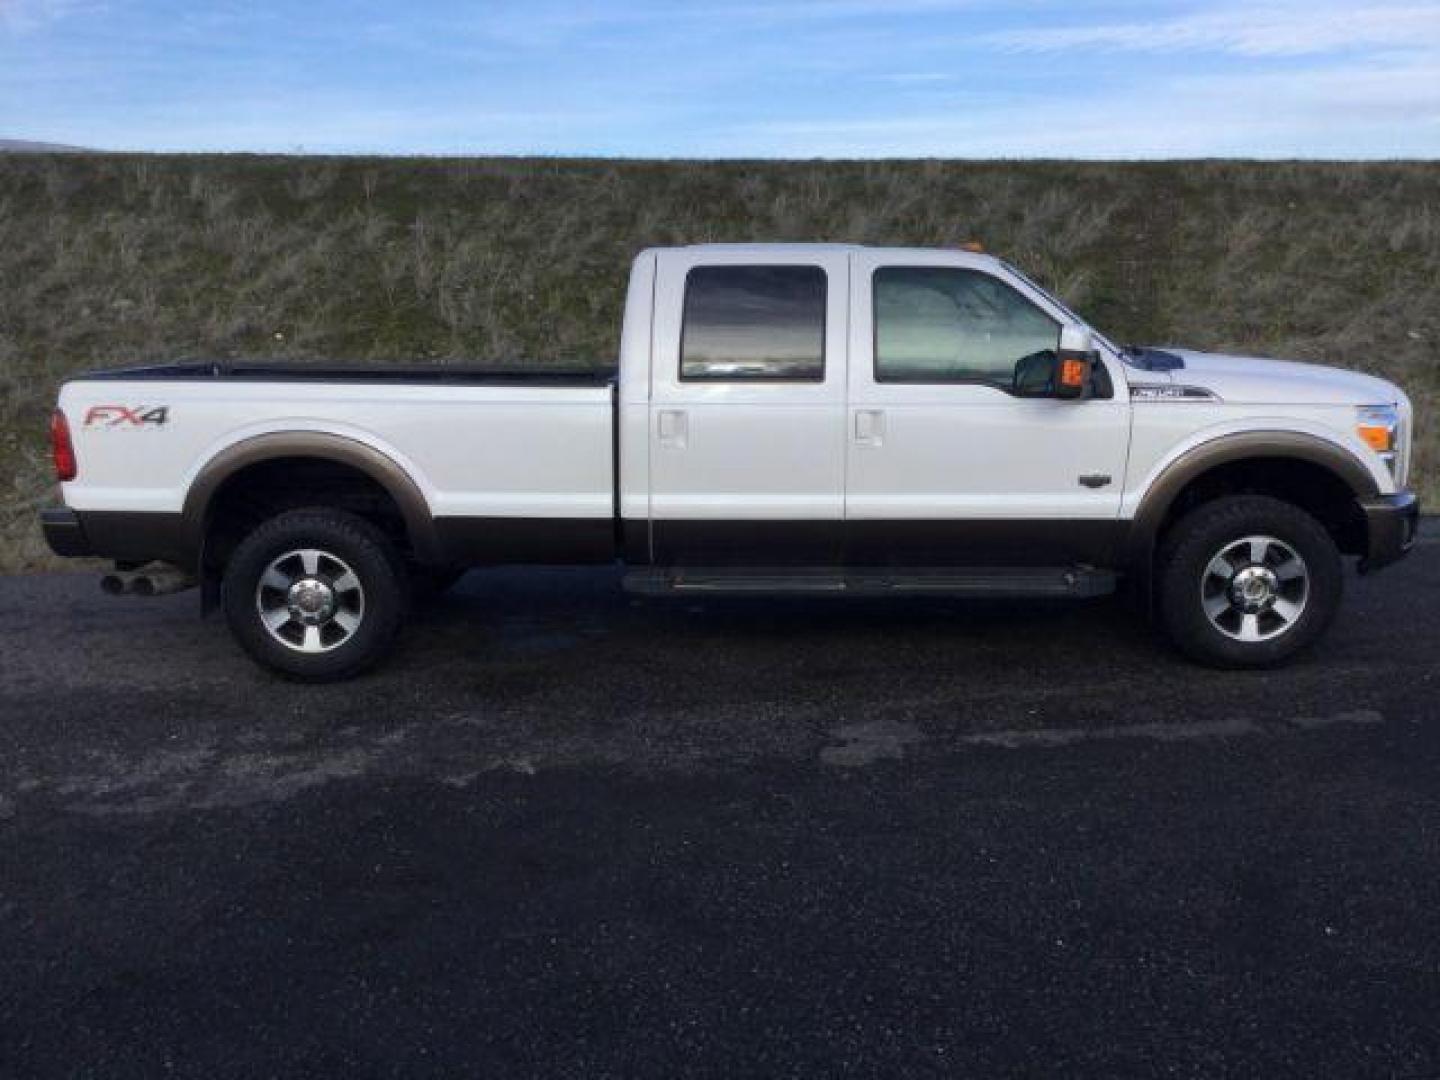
[1156,495,1343,668]
[222,508,409,681]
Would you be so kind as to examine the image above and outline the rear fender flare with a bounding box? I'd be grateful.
[184,432,441,564]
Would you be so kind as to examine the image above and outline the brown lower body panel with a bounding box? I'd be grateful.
[842,518,1126,568]
[52,510,1131,573]
[432,517,617,565]
[650,518,1127,569]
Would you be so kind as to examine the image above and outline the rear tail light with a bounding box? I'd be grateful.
[50,409,77,481]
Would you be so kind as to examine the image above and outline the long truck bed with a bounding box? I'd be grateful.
[55,361,623,569]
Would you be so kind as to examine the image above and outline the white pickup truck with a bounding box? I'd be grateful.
[43,244,1418,679]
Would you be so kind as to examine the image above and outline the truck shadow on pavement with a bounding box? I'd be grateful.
[0,558,1418,819]
[404,565,1158,689]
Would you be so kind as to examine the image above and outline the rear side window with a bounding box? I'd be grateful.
[874,266,1059,387]
[680,265,826,381]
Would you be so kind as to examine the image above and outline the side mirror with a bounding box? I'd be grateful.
[1054,325,1096,400]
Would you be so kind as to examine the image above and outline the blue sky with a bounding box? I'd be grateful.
[3,0,1439,157]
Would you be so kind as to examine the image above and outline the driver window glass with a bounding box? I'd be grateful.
[874,266,1060,386]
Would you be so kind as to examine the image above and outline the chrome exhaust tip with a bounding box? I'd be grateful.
[100,565,197,597]
[134,567,198,596]
[100,573,131,595]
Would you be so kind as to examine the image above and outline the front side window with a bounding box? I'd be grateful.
[874,267,1060,388]
[681,265,826,381]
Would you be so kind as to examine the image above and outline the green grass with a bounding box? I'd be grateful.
[2,154,1437,571]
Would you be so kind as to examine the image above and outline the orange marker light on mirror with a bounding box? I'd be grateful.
[1059,358,1087,388]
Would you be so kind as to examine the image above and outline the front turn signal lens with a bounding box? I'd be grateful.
[1356,405,1399,454]
[1357,424,1393,452]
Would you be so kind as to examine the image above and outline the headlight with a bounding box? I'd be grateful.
[1356,405,1400,477]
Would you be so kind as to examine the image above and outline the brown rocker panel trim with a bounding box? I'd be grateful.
[1126,431,1381,572]
[432,517,616,565]
[620,518,650,565]
[652,520,840,567]
[843,518,1124,568]
[72,512,1131,574]
[183,432,441,565]
[650,519,1126,568]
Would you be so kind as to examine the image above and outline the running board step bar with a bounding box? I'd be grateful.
[623,567,1116,599]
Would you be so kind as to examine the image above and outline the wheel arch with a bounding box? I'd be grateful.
[184,432,441,568]
[1125,431,1379,606]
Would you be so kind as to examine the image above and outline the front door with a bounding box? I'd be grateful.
[844,250,1131,567]
[648,249,849,566]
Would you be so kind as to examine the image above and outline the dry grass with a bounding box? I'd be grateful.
[1,155,1436,571]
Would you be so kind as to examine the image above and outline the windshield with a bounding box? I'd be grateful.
[1002,261,1121,355]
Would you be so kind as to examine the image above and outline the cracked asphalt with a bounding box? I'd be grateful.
[2,524,1439,1077]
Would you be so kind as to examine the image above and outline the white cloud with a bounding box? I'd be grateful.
[984,2,1440,57]
[700,51,1440,158]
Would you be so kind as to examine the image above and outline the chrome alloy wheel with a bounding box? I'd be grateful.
[1200,535,1309,643]
[255,548,365,654]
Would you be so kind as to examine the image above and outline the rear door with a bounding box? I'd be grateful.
[649,249,848,566]
[844,250,1130,566]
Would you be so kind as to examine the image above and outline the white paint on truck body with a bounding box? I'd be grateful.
[60,381,616,519]
[58,243,1410,529]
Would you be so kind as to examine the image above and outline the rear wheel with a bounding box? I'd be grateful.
[1156,495,1342,668]
[222,508,408,681]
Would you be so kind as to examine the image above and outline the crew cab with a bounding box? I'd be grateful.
[42,244,1418,679]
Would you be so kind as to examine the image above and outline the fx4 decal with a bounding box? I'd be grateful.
[84,405,170,428]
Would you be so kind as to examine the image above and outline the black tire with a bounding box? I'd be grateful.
[1156,495,1342,669]
[222,508,408,681]
[408,564,467,603]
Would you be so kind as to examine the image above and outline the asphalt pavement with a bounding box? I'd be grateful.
[2,526,1439,1077]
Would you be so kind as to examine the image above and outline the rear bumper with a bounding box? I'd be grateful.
[42,507,193,565]
[1359,491,1419,573]
[41,507,94,557]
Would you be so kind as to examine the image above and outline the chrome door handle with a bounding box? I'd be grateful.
[657,409,688,449]
[854,409,885,447]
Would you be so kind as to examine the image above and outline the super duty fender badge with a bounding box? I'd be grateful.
[1129,384,1219,402]
[83,405,171,428]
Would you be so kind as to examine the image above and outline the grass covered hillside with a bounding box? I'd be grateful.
[1,154,1436,570]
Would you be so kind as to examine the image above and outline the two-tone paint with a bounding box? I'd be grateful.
[48,244,1416,582]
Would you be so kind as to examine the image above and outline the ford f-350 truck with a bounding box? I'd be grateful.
[42,244,1418,679]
